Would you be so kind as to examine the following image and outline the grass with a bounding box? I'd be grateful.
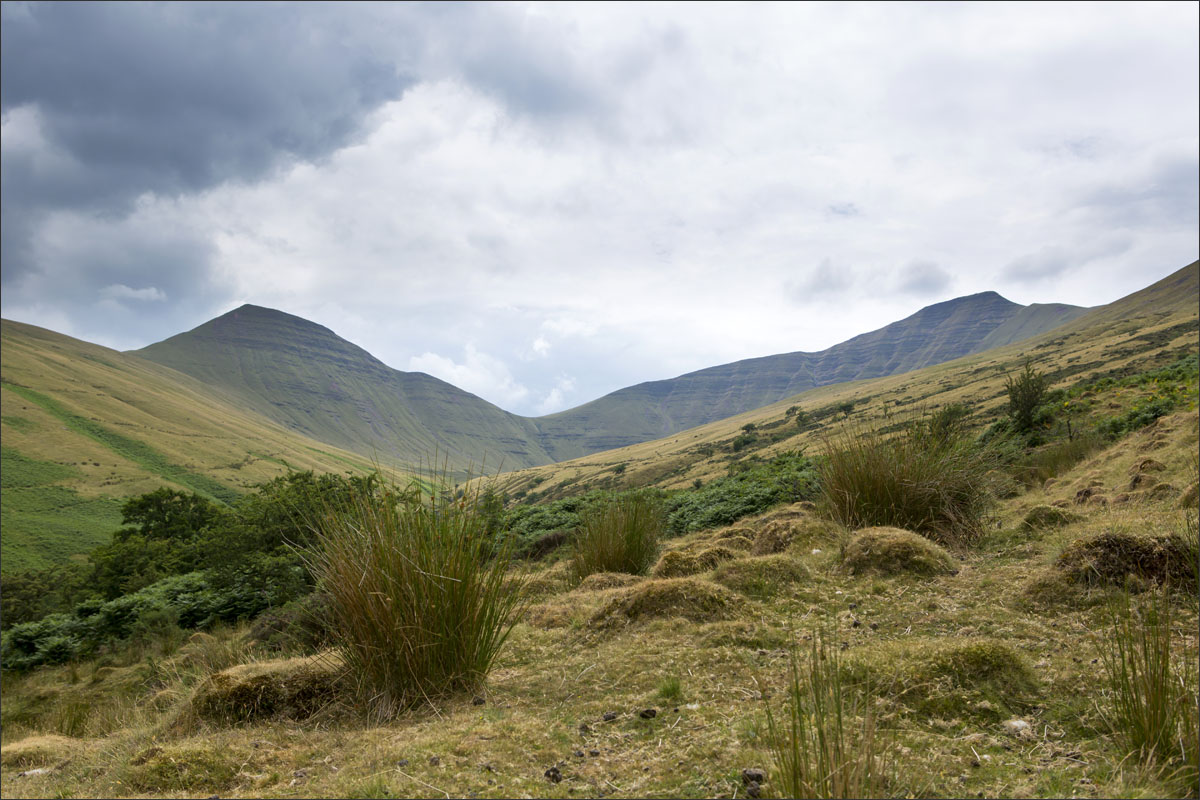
[570,491,665,581]
[818,419,996,547]
[766,629,891,799]
[304,471,525,720]
[1097,586,1200,795]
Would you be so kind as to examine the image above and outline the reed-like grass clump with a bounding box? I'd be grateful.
[1097,587,1199,793]
[766,630,892,799]
[819,418,995,547]
[571,492,664,580]
[304,473,523,720]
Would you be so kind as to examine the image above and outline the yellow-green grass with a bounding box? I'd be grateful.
[1,320,384,571]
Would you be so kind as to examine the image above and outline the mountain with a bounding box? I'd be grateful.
[534,292,1087,458]
[134,305,555,472]
[494,260,1198,500]
[0,320,379,572]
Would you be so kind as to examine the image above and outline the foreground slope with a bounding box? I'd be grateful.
[0,320,377,571]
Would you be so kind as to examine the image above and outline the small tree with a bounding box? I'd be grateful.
[1005,361,1049,433]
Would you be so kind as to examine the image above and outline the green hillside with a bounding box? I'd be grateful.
[535,291,1086,458]
[134,306,556,473]
[0,320,379,572]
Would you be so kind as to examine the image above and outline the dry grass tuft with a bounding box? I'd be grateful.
[1055,530,1197,590]
[0,735,78,769]
[590,577,743,628]
[712,553,810,599]
[841,527,957,577]
[190,654,344,725]
[651,545,739,578]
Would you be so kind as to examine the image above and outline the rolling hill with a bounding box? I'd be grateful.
[0,320,380,571]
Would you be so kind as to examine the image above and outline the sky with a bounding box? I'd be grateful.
[2,1,1197,416]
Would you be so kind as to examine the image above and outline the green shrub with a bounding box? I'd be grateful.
[1005,361,1049,433]
[304,473,524,719]
[766,630,892,799]
[819,420,995,548]
[665,451,818,534]
[572,492,665,580]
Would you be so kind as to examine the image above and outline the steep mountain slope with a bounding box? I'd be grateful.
[0,320,379,572]
[135,305,555,472]
[493,260,1198,499]
[136,293,1085,468]
[536,292,1086,458]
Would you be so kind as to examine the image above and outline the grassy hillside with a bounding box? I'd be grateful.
[489,261,1197,501]
[135,305,556,473]
[534,292,1086,459]
[0,320,380,572]
[2,365,1196,799]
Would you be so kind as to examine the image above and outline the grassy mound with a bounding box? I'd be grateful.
[126,743,241,794]
[698,620,790,650]
[1179,481,1199,508]
[712,526,756,550]
[576,571,643,591]
[712,554,810,599]
[1055,530,1198,589]
[748,516,838,556]
[1019,568,1121,610]
[846,638,1038,721]
[841,527,957,577]
[1021,505,1083,531]
[651,545,739,578]
[191,655,343,724]
[0,735,78,769]
[590,577,743,628]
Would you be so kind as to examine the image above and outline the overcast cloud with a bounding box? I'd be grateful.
[2,1,1197,415]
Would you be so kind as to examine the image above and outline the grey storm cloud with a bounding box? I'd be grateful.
[1,1,413,285]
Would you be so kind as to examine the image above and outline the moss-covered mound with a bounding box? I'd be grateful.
[191,655,343,724]
[713,526,756,550]
[846,638,1038,720]
[842,527,957,577]
[1055,530,1197,589]
[590,577,742,628]
[1180,481,1200,509]
[1019,568,1122,610]
[749,517,837,556]
[127,744,241,794]
[652,546,739,578]
[712,554,810,598]
[1021,505,1083,531]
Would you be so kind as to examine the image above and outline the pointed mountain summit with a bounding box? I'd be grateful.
[135,304,555,471]
[135,290,1089,469]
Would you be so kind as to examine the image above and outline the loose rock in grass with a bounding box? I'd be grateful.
[841,527,957,577]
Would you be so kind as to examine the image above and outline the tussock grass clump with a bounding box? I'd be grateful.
[191,655,343,724]
[712,554,809,599]
[590,577,742,628]
[571,492,664,581]
[766,631,893,799]
[651,545,738,578]
[841,527,957,577]
[1097,588,1199,793]
[845,638,1037,721]
[306,472,525,719]
[0,734,78,769]
[819,421,995,548]
[1055,530,1198,590]
[126,743,240,794]
[1021,504,1084,531]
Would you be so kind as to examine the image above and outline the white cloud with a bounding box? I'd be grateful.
[537,375,577,415]
[100,284,167,302]
[408,344,529,409]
